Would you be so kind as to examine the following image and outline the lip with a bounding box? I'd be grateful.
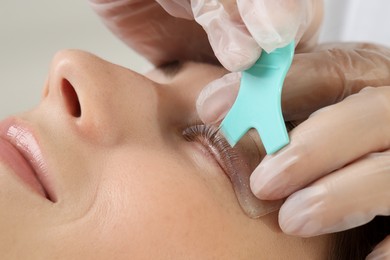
[0,118,56,202]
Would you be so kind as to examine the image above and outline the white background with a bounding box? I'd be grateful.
[0,1,151,119]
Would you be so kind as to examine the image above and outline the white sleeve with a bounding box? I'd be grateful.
[319,0,390,47]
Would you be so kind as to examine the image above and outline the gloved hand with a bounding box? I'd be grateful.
[89,0,322,71]
[89,0,218,66]
[157,0,323,71]
[197,42,390,123]
[200,42,390,255]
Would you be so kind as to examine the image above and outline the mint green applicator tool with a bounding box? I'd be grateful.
[219,41,295,154]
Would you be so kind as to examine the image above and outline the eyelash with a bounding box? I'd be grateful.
[182,124,239,170]
[182,121,297,172]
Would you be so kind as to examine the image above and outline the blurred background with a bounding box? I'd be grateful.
[0,1,151,119]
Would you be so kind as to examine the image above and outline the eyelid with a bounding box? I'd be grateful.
[158,60,183,78]
[183,124,281,218]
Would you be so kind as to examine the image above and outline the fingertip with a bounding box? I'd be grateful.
[249,169,271,200]
[367,236,390,260]
[208,19,261,71]
[196,73,241,124]
[156,0,193,19]
[192,0,261,72]
[237,0,303,52]
[278,186,329,237]
[216,46,261,72]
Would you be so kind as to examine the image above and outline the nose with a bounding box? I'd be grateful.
[43,50,85,119]
[43,50,159,143]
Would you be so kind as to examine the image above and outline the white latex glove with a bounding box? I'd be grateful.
[248,43,390,239]
[269,84,390,234]
[157,0,323,71]
[198,42,390,257]
[89,0,218,67]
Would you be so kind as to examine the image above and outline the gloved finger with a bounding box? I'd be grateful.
[197,43,390,125]
[191,0,261,71]
[367,236,390,260]
[277,150,390,237]
[283,42,390,121]
[89,0,216,66]
[237,0,315,53]
[196,72,240,124]
[250,86,390,200]
[156,0,193,19]
[294,0,323,53]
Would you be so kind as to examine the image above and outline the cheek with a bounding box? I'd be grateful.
[87,152,253,258]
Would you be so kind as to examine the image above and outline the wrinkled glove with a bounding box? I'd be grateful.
[157,0,323,71]
[89,0,322,71]
[197,43,390,123]
[201,42,390,254]
[89,0,218,66]
[215,42,390,257]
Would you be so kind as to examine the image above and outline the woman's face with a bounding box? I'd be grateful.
[0,50,328,259]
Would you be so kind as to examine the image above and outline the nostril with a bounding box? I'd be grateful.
[61,79,81,118]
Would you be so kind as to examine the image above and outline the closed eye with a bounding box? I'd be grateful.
[158,60,183,78]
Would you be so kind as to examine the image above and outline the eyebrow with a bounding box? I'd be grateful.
[158,60,183,78]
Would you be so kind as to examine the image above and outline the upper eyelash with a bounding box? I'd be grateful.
[158,60,183,77]
[182,124,239,167]
[182,120,297,146]
[182,121,297,170]
[182,124,219,141]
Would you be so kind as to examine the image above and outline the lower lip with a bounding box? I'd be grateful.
[0,137,47,198]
